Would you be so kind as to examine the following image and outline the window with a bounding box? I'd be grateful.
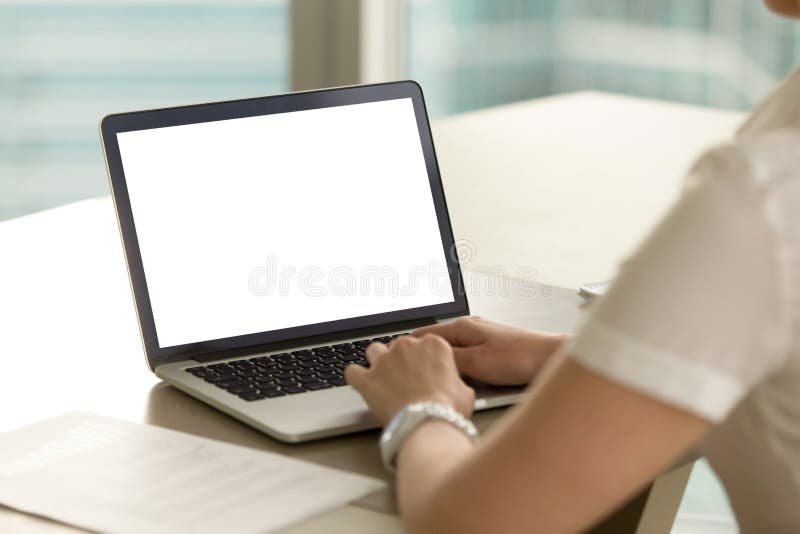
[407,0,800,118]
[1,1,287,220]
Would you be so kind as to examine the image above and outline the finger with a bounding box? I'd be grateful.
[365,342,390,365]
[411,322,448,338]
[344,363,369,391]
[411,319,481,347]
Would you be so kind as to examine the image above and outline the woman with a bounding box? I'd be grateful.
[344,1,800,532]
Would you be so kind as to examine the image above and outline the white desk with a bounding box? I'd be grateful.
[0,92,745,533]
[434,91,744,288]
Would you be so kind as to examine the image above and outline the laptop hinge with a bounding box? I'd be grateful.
[191,317,438,364]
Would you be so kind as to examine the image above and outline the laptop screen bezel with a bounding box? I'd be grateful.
[101,81,469,369]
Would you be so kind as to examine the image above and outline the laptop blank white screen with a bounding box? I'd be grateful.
[117,98,455,348]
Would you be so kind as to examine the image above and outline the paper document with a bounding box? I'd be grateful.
[0,412,385,534]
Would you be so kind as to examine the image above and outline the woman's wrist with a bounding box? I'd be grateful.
[393,418,476,532]
[382,401,477,472]
[536,333,569,361]
[396,418,474,472]
[549,333,570,351]
[523,332,570,379]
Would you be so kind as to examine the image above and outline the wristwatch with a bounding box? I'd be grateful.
[379,401,478,473]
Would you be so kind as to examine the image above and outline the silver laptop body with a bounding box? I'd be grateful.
[155,327,524,442]
[101,81,524,443]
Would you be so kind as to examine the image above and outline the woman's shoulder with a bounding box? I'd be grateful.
[687,127,800,192]
[736,127,800,188]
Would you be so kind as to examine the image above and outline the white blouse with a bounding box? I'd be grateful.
[567,68,800,532]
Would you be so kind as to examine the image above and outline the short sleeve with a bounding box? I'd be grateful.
[566,144,791,422]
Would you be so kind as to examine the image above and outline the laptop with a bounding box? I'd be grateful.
[100,81,523,442]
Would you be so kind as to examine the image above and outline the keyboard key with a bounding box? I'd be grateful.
[259,370,280,378]
[201,339,397,401]
[204,373,237,383]
[317,371,342,380]
[229,385,256,394]
[273,372,295,380]
[297,374,320,383]
[217,379,252,389]
[305,381,332,391]
[277,378,299,387]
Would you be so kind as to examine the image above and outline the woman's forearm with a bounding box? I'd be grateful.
[396,420,474,533]
[392,356,710,534]
[392,334,569,532]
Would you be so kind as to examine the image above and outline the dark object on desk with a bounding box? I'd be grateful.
[579,280,612,300]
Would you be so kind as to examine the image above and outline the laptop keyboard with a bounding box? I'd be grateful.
[184,333,406,401]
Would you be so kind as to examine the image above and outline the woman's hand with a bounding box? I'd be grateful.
[412,317,567,386]
[344,334,476,426]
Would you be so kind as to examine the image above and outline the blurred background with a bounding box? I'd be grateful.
[2,2,798,531]
[3,0,799,222]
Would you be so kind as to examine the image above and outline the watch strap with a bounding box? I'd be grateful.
[379,401,478,473]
